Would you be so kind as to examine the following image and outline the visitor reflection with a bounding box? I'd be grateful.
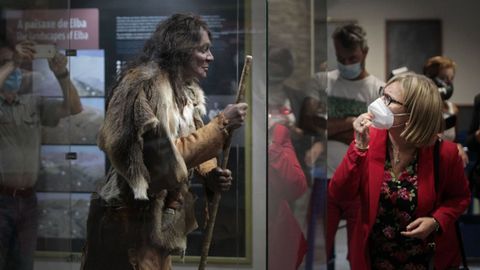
[0,39,82,270]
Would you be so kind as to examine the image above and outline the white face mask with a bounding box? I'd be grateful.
[368,97,409,129]
[337,61,362,80]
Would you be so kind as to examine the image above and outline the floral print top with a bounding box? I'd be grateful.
[369,155,434,270]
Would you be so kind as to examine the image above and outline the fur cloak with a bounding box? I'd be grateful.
[88,61,229,261]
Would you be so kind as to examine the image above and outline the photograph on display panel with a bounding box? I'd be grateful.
[41,97,104,145]
[37,145,105,193]
[32,50,105,97]
[36,192,91,253]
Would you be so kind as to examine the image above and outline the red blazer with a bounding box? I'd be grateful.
[329,128,471,270]
[268,125,308,270]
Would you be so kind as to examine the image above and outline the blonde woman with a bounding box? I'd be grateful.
[329,73,470,269]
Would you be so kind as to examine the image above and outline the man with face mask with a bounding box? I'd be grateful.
[0,39,82,270]
[327,24,384,150]
[302,23,384,268]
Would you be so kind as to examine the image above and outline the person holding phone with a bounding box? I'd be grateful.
[33,44,56,59]
[0,39,82,270]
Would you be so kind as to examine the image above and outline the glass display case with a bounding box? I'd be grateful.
[267,0,327,269]
[0,0,341,269]
[0,0,268,269]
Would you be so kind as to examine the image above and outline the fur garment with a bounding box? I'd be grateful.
[98,61,206,201]
[96,61,208,255]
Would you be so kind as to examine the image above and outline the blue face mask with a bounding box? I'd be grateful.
[337,62,362,80]
[3,68,23,93]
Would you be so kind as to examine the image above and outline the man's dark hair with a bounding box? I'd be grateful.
[110,13,211,109]
[332,23,368,50]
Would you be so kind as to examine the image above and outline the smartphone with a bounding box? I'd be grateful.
[33,44,56,59]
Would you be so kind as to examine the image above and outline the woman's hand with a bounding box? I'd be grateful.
[353,112,373,150]
[222,102,248,131]
[400,217,438,240]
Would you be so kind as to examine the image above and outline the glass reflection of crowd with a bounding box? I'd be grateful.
[267,46,307,270]
[268,22,479,270]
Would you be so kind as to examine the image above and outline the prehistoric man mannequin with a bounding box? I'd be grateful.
[81,14,248,270]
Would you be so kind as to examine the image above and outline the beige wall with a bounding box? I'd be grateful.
[327,0,480,105]
[269,0,313,90]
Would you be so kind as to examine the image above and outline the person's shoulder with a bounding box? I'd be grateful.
[370,127,387,141]
[186,81,206,113]
[328,70,340,80]
[437,139,464,168]
[325,70,341,93]
[439,139,460,157]
[363,74,384,96]
[122,62,164,83]
[365,74,385,86]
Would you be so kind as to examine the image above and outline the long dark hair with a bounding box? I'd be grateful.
[108,13,211,110]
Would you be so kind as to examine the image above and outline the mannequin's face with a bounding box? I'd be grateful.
[186,29,214,80]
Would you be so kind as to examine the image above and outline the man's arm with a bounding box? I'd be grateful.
[48,52,82,117]
[328,117,356,144]
[298,96,327,135]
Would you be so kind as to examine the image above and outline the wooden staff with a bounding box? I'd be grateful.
[198,55,252,270]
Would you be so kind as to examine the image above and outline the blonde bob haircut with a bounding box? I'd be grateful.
[386,72,444,147]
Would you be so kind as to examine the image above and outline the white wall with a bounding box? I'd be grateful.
[327,0,480,105]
